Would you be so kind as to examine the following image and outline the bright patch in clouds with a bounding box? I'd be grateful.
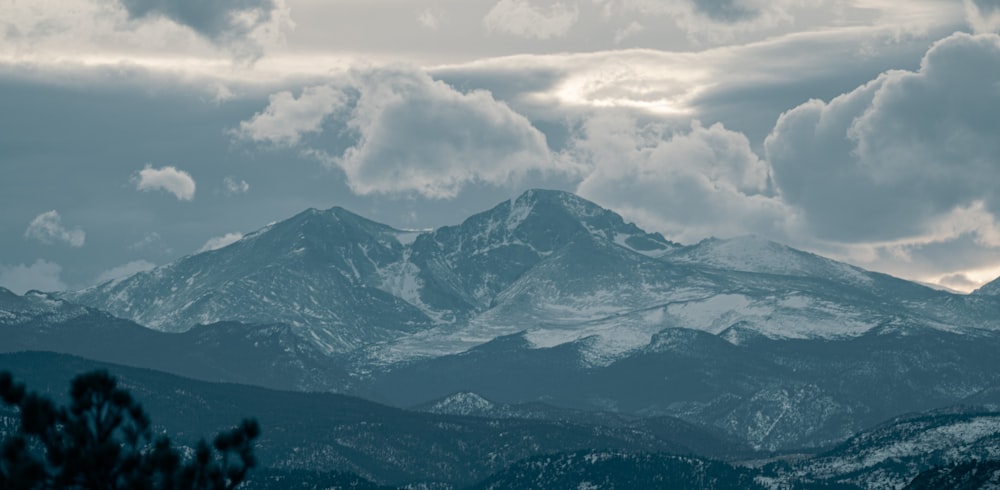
[134,165,197,201]
[198,232,244,253]
[24,211,86,248]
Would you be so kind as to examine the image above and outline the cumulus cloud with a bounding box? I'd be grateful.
[223,176,251,195]
[24,211,86,247]
[197,232,243,252]
[134,165,196,201]
[571,117,791,243]
[334,68,569,198]
[483,0,579,40]
[765,32,1000,246]
[94,260,156,285]
[117,0,293,58]
[0,260,67,294]
[238,67,570,198]
[233,85,347,146]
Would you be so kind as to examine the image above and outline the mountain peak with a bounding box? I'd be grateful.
[242,205,405,252]
[499,189,676,252]
[512,188,605,220]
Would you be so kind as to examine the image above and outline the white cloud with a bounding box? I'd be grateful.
[24,210,86,247]
[239,67,572,198]
[197,232,243,252]
[765,32,1000,245]
[223,176,251,195]
[0,260,67,294]
[134,165,196,201]
[483,0,579,40]
[933,262,1000,292]
[94,259,156,285]
[571,117,792,243]
[334,68,572,198]
[233,84,347,147]
[757,32,1000,289]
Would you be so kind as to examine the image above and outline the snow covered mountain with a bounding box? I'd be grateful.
[41,189,1000,452]
[65,189,996,363]
[61,207,434,353]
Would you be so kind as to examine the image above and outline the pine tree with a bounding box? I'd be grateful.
[0,370,259,490]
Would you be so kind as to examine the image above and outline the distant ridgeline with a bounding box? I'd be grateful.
[2,189,1000,488]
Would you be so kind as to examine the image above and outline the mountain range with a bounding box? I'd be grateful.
[60,189,1000,360]
[4,188,1000,487]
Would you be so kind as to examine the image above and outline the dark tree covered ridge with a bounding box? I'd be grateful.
[0,370,259,490]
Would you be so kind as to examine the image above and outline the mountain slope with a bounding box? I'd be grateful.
[0,352,759,488]
[0,289,354,393]
[372,325,1000,451]
[768,409,1000,489]
[43,189,1000,454]
[61,208,433,353]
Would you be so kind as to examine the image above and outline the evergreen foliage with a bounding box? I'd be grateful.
[0,370,259,490]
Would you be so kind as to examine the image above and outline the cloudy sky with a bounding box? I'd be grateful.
[2,0,1000,294]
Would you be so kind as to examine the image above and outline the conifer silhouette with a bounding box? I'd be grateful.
[0,370,259,489]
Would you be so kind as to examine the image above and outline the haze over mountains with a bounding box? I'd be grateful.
[4,189,1000,487]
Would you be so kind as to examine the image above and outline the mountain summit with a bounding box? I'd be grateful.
[62,206,432,353]
[61,189,990,361]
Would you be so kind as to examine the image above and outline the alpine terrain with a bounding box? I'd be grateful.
[4,189,1000,488]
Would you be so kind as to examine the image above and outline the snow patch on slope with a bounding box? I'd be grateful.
[671,236,873,287]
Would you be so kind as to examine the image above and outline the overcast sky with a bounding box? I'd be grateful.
[2,0,1000,294]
